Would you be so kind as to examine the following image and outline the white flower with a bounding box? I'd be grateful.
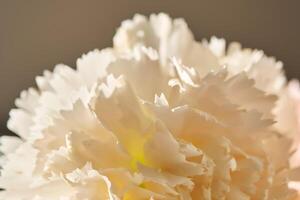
[1,13,299,199]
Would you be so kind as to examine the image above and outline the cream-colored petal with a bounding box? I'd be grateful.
[77,48,116,88]
[114,13,220,77]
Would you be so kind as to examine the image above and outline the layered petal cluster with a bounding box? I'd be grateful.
[1,13,300,200]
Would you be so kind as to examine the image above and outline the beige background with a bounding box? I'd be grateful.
[1,0,300,135]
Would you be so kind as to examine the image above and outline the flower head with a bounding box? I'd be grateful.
[1,13,300,199]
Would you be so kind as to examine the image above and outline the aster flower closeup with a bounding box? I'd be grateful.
[1,13,300,199]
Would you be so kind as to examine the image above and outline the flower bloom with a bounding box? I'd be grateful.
[1,13,300,199]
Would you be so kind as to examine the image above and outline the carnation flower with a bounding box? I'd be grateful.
[1,13,300,199]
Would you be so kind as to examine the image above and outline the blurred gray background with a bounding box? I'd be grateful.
[0,0,300,135]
